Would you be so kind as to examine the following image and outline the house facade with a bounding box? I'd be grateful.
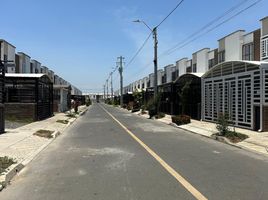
[0,39,16,73]
[15,52,31,73]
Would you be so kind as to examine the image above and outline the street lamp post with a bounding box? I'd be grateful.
[133,20,158,99]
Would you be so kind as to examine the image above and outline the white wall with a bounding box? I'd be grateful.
[196,48,209,73]
[165,64,175,83]
[224,31,245,61]
[157,70,163,86]
[176,58,187,77]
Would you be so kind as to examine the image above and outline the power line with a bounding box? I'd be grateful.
[124,0,262,86]
[124,0,184,72]
[125,32,152,70]
[156,0,185,28]
[165,0,262,56]
[159,0,251,57]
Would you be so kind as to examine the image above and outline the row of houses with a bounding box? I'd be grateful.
[115,16,268,132]
[0,39,83,133]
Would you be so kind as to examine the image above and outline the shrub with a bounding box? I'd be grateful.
[132,108,140,113]
[85,98,92,106]
[0,156,16,175]
[126,104,132,111]
[155,112,165,119]
[172,115,191,125]
[216,113,230,136]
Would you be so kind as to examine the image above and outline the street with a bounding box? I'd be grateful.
[1,103,268,200]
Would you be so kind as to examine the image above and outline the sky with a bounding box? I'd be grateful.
[1,0,268,93]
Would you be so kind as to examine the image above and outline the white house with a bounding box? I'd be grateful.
[176,58,187,77]
[0,39,16,73]
[192,48,210,73]
[260,16,268,62]
[16,52,31,73]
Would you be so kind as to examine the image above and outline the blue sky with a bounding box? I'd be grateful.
[1,0,268,93]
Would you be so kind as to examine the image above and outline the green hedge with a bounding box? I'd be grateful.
[172,115,191,125]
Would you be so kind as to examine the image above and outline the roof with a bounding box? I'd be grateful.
[174,73,204,83]
[218,30,245,41]
[5,73,47,78]
[17,52,31,58]
[260,16,268,21]
[0,39,16,48]
[192,48,210,55]
[53,84,71,89]
[202,60,268,79]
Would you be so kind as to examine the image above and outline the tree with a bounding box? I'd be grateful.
[178,80,192,115]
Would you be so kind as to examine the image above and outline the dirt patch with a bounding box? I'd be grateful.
[34,130,54,138]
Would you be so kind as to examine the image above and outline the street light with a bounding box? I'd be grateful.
[133,19,158,100]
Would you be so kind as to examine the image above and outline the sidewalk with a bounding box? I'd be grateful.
[133,111,268,156]
[0,105,88,189]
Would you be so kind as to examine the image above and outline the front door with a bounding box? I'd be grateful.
[254,106,260,131]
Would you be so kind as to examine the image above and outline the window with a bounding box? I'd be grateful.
[193,64,197,72]
[242,43,254,61]
[209,59,214,69]
[261,37,268,60]
[186,66,192,73]
[218,51,225,63]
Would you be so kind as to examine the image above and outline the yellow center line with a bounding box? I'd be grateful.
[99,104,208,200]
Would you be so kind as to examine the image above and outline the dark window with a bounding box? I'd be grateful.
[218,51,225,63]
[193,64,197,72]
[186,66,192,73]
[209,59,214,69]
[242,43,254,61]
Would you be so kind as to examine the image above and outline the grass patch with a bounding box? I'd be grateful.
[34,129,54,138]
[56,119,69,124]
[0,156,16,175]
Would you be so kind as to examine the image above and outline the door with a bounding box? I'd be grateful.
[254,106,260,131]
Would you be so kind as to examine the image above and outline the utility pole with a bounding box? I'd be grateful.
[117,56,124,107]
[110,72,113,101]
[103,84,106,100]
[133,20,158,99]
[0,41,5,133]
[153,27,158,99]
[106,79,109,99]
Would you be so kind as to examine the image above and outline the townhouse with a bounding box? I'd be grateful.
[119,16,268,131]
[0,39,16,73]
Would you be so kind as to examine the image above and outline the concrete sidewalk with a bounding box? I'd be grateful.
[132,110,268,156]
[0,105,88,189]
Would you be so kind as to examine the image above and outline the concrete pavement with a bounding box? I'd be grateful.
[1,103,268,199]
[0,106,88,188]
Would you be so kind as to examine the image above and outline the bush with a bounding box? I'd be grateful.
[172,115,191,125]
[85,98,92,107]
[132,108,140,113]
[0,156,16,174]
[155,112,165,119]
[216,113,230,136]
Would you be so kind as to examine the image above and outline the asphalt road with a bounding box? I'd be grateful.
[1,103,268,200]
